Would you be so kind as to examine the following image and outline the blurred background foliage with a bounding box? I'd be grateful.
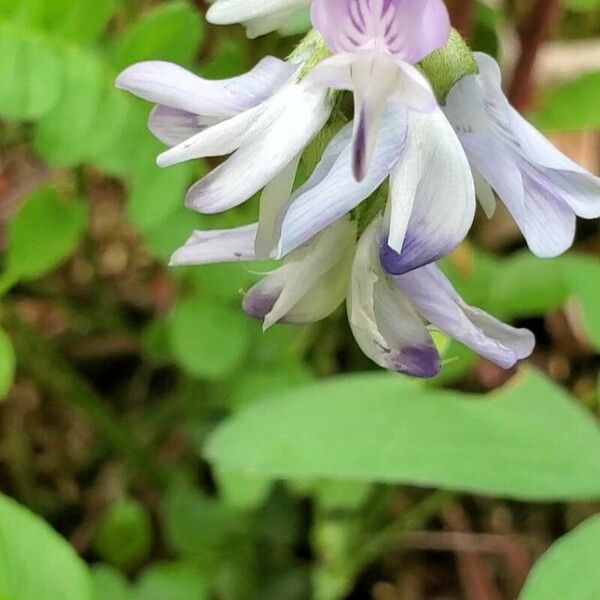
[0,0,599,599]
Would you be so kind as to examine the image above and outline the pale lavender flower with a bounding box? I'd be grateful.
[116,57,331,216]
[207,0,311,38]
[171,216,534,378]
[310,0,450,180]
[275,105,475,275]
[444,53,600,257]
[349,219,535,377]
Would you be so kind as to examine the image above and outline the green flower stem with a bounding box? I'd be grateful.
[420,28,478,104]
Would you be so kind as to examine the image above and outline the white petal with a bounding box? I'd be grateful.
[255,154,301,259]
[473,168,497,218]
[207,0,309,27]
[310,53,355,91]
[148,106,220,146]
[185,80,331,213]
[396,264,535,368]
[157,101,270,166]
[382,108,475,274]
[460,134,576,257]
[169,224,258,266]
[348,219,441,377]
[312,51,435,181]
[507,108,600,219]
[243,8,303,38]
[116,58,296,118]
[275,104,408,257]
[243,218,356,328]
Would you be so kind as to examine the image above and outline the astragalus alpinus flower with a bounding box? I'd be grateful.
[171,214,534,377]
[116,53,331,219]
[274,104,476,274]
[207,0,311,38]
[444,53,600,257]
[116,2,542,377]
[310,0,451,180]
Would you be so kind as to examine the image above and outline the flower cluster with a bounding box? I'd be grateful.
[116,0,600,378]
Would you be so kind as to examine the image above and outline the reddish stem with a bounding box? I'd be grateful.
[508,0,562,111]
[447,0,477,40]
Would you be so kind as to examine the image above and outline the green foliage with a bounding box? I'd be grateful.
[113,2,204,71]
[93,500,153,570]
[207,369,600,501]
[135,563,208,600]
[0,0,598,598]
[533,71,600,130]
[4,187,87,283]
[167,298,252,380]
[9,0,116,44]
[91,565,131,600]
[520,516,600,599]
[0,493,93,600]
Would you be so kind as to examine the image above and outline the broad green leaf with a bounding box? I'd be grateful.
[520,516,600,599]
[0,329,15,399]
[167,298,251,380]
[0,28,62,120]
[532,71,600,130]
[113,2,204,71]
[135,563,208,600]
[5,187,87,281]
[93,500,152,570]
[0,494,92,600]
[206,369,600,501]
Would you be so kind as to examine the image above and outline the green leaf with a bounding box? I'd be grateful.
[520,516,600,599]
[0,494,92,600]
[93,500,152,570]
[561,254,600,350]
[532,71,600,131]
[33,45,106,166]
[135,563,208,600]
[161,479,247,565]
[0,28,62,120]
[0,329,16,399]
[126,146,197,232]
[489,251,569,318]
[5,187,87,281]
[91,565,132,600]
[167,298,251,380]
[206,369,600,501]
[112,2,204,71]
[13,0,115,43]
[215,470,272,511]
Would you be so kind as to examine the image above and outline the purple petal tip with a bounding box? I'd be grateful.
[390,345,441,378]
[242,292,277,320]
